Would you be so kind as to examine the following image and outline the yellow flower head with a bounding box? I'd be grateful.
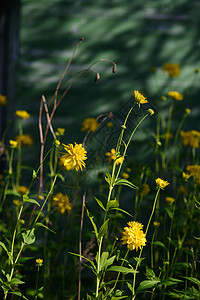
[15,134,33,147]
[168,91,183,101]
[186,165,200,184]
[36,258,43,266]
[52,192,72,214]
[140,183,150,196]
[81,117,99,132]
[60,143,87,171]
[180,130,200,148]
[105,148,124,165]
[55,128,65,136]
[133,90,148,106]
[122,172,129,179]
[15,110,30,119]
[0,94,7,106]
[162,63,181,77]
[153,221,160,228]
[165,197,175,205]
[13,199,21,206]
[155,178,170,189]
[121,221,147,251]
[182,172,191,181]
[17,186,28,195]
[9,139,18,148]
[185,108,191,115]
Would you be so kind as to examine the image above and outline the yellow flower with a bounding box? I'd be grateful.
[186,165,200,184]
[121,221,147,251]
[185,108,191,115]
[9,139,18,148]
[182,172,191,181]
[106,121,114,128]
[0,94,7,106]
[15,134,33,147]
[15,110,30,119]
[105,148,124,165]
[122,172,129,179]
[52,192,72,214]
[153,221,160,228]
[162,63,181,77]
[81,117,99,132]
[165,197,175,205]
[180,130,200,148]
[60,143,87,171]
[54,139,60,146]
[56,128,65,136]
[36,258,43,266]
[155,178,170,189]
[140,183,150,196]
[133,90,148,106]
[168,91,183,101]
[17,186,28,194]
[13,199,21,206]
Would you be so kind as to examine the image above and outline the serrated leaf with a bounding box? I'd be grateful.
[107,199,119,210]
[98,219,109,239]
[137,279,160,292]
[22,229,35,245]
[108,266,138,274]
[36,222,56,234]
[94,197,106,211]
[114,178,138,190]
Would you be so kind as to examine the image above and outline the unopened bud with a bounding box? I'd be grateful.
[95,73,100,83]
[185,108,191,115]
[121,125,126,129]
[148,109,154,116]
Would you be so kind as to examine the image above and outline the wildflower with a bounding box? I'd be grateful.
[54,139,60,147]
[185,108,191,115]
[15,134,33,147]
[165,197,175,205]
[17,186,28,195]
[121,221,147,251]
[9,139,18,148]
[153,221,160,228]
[148,109,154,116]
[161,132,173,140]
[180,130,200,148]
[168,91,183,101]
[182,172,191,181]
[140,183,150,196]
[15,110,30,119]
[162,63,181,77]
[52,192,72,214]
[122,172,129,179]
[155,178,170,189]
[133,90,148,106]
[36,258,43,266]
[60,143,87,171]
[106,121,114,128]
[55,128,65,136]
[0,94,7,106]
[105,148,124,165]
[13,199,21,206]
[161,96,167,101]
[81,117,100,132]
[186,165,200,184]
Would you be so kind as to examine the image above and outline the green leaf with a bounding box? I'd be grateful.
[114,178,138,190]
[98,219,109,239]
[171,262,189,271]
[22,229,35,245]
[152,241,167,251]
[100,253,116,271]
[145,266,155,280]
[57,173,65,181]
[165,207,173,219]
[105,171,112,185]
[5,190,20,197]
[109,207,133,217]
[94,197,106,211]
[85,206,98,240]
[23,195,40,207]
[0,242,13,261]
[107,199,119,210]
[161,277,183,286]
[126,282,133,292]
[137,279,160,292]
[182,277,200,286]
[10,278,25,285]
[10,291,28,300]
[108,266,138,274]
[36,222,56,234]
[68,252,96,274]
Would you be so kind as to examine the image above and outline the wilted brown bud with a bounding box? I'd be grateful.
[79,37,84,41]
[112,64,117,73]
[95,73,100,83]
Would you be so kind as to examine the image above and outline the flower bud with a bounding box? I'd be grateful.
[148,109,154,116]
